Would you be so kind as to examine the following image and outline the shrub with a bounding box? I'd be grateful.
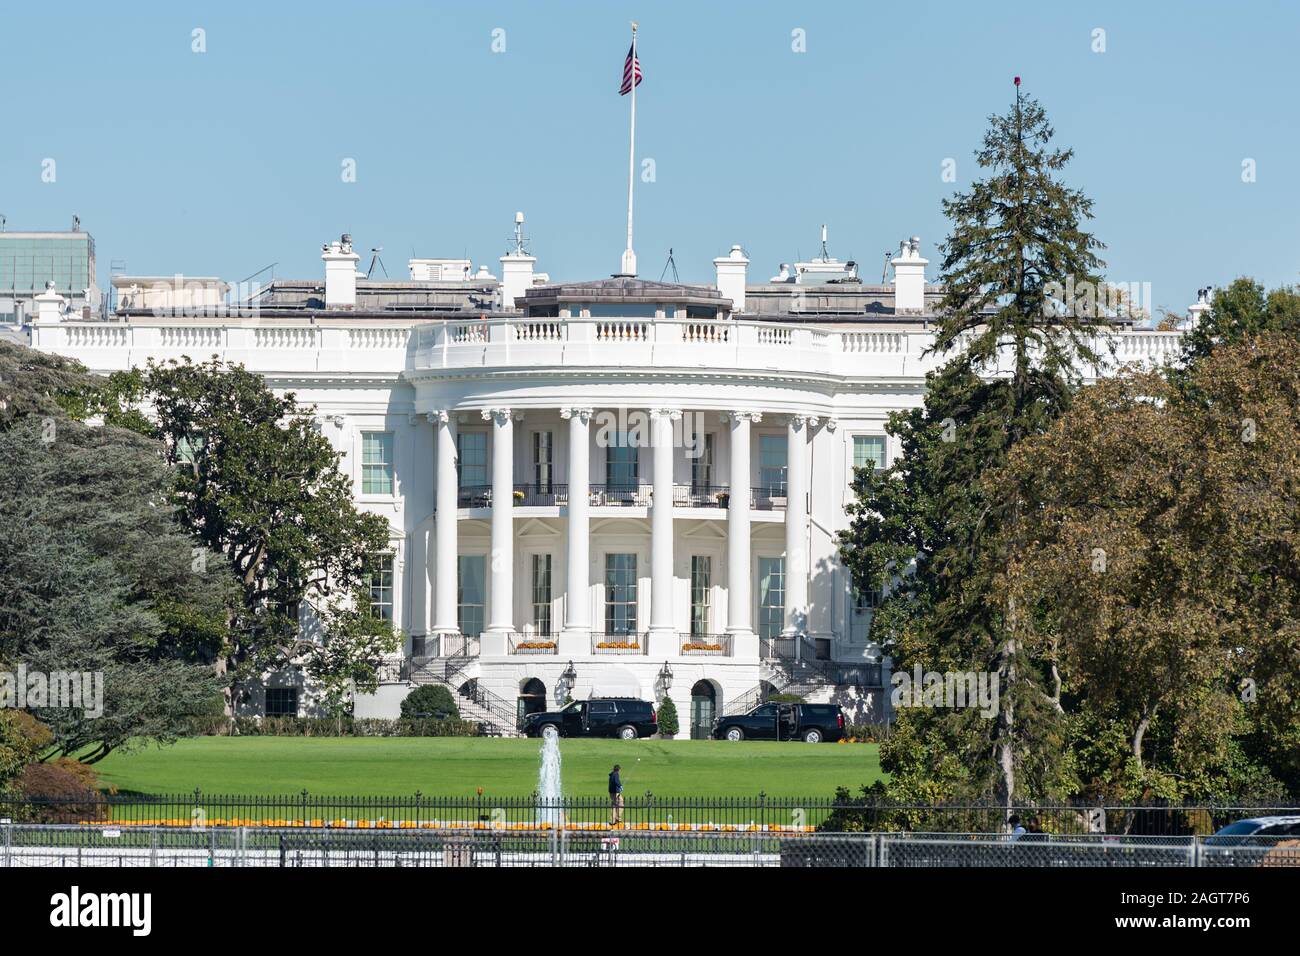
[846,722,891,742]
[656,697,680,737]
[17,759,110,823]
[186,715,479,737]
[400,684,460,720]
[1,711,53,793]
[767,692,806,704]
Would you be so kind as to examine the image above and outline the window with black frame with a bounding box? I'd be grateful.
[532,430,554,494]
[265,687,298,717]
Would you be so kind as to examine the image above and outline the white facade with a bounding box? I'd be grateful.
[30,236,1187,737]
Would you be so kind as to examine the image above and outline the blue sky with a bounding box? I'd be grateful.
[4,1,1299,317]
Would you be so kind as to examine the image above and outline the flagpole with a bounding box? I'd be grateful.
[621,21,638,276]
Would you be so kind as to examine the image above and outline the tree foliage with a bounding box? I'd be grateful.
[839,90,1107,806]
[100,357,400,711]
[0,342,232,762]
[993,333,1300,800]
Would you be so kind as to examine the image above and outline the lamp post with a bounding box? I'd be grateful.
[558,660,577,705]
[656,660,673,703]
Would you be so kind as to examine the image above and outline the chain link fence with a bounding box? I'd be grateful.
[3,824,1298,867]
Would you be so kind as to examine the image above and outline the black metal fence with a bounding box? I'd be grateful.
[2,791,1298,835]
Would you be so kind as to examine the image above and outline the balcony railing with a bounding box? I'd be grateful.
[513,482,568,507]
[508,634,559,655]
[591,632,648,655]
[449,481,788,511]
[751,485,788,511]
[679,633,733,656]
[457,484,492,508]
[673,484,730,508]
[591,482,652,507]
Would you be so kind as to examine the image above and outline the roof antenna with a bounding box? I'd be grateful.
[367,247,388,279]
[819,224,830,261]
[510,211,529,255]
[660,247,679,283]
[881,251,893,284]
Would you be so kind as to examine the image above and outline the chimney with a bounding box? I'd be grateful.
[33,281,66,324]
[321,234,360,309]
[499,211,536,311]
[891,236,928,314]
[714,244,749,313]
[1184,286,1213,329]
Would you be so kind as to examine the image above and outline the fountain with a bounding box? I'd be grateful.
[536,733,563,828]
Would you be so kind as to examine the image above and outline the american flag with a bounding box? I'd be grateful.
[619,42,642,95]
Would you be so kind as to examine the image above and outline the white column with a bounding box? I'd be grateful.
[783,415,811,637]
[726,411,759,643]
[432,411,459,644]
[562,408,593,638]
[484,409,515,650]
[649,409,679,649]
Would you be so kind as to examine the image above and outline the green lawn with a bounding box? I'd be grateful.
[95,737,882,799]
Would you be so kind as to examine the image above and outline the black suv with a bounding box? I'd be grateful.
[712,702,845,743]
[522,698,658,740]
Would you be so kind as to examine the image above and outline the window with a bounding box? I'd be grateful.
[690,556,712,636]
[759,435,787,495]
[458,555,486,637]
[854,585,883,612]
[361,431,394,495]
[533,431,554,492]
[757,556,785,640]
[691,433,714,490]
[606,438,638,493]
[853,435,887,473]
[457,432,488,488]
[176,432,205,465]
[531,554,553,634]
[265,687,298,717]
[368,554,394,621]
[604,553,638,636]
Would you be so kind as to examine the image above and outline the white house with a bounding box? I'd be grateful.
[30,226,1188,738]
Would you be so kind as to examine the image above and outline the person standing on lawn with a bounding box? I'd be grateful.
[608,764,624,825]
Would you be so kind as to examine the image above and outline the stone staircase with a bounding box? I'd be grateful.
[723,640,884,718]
[407,657,522,738]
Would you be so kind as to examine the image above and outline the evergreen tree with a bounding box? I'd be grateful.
[0,342,233,762]
[840,87,1107,806]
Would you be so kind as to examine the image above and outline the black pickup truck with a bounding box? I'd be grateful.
[712,702,845,743]
[522,697,658,740]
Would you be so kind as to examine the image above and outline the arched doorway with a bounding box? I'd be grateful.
[690,680,717,740]
[517,678,547,726]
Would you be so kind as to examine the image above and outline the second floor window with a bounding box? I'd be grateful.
[759,434,787,496]
[853,435,887,473]
[361,431,394,495]
[533,431,554,491]
[606,438,638,492]
[691,433,714,489]
[458,432,488,487]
